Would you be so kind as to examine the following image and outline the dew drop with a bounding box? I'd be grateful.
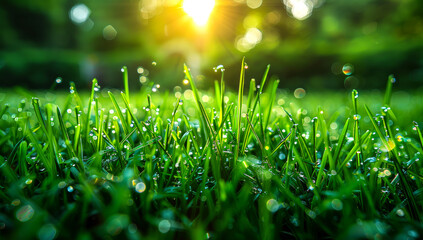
[342,64,354,75]
[396,209,405,217]
[389,74,396,83]
[67,186,74,193]
[135,182,146,193]
[213,65,225,72]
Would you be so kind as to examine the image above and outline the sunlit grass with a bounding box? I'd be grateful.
[0,63,423,239]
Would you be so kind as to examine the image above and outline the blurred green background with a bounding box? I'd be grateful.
[1,0,423,91]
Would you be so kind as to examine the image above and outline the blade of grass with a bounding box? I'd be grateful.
[333,118,350,164]
[108,91,129,135]
[263,79,279,129]
[384,74,395,106]
[365,104,421,221]
[85,79,97,144]
[234,58,246,167]
[57,107,77,159]
[269,131,292,157]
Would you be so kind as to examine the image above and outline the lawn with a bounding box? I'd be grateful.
[1,63,422,239]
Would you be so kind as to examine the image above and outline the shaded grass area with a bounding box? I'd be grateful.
[0,65,423,239]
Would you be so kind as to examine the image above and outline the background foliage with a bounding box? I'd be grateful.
[1,0,423,90]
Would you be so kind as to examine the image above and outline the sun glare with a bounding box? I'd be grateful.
[183,0,215,27]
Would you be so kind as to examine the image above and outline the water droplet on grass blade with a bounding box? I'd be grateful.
[213,65,225,72]
[353,114,361,120]
[396,134,404,142]
[389,75,396,83]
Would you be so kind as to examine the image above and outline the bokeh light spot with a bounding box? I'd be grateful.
[183,0,215,26]
[247,0,262,9]
[38,224,57,240]
[103,25,117,40]
[344,76,359,89]
[70,4,91,24]
[16,205,35,222]
[245,28,262,45]
[135,182,146,193]
[266,199,279,213]
[158,219,171,233]
[294,88,306,98]
[331,199,343,211]
[291,2,312,20]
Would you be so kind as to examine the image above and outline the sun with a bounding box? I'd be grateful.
[182,0,215,27]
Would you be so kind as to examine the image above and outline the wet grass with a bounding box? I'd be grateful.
[0,64,423,240]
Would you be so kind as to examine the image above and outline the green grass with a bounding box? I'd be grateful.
[1,63,423,240]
